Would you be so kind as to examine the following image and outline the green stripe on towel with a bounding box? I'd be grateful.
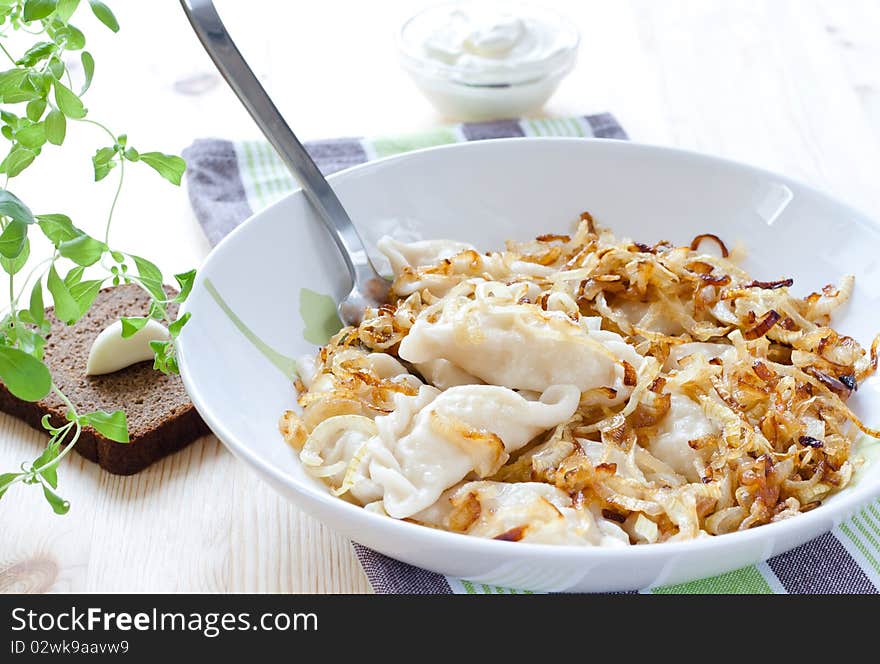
[653,566,774,594]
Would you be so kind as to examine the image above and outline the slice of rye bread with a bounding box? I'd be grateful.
[0,284,209,475]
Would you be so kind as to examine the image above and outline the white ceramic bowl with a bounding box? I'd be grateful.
[397,2,579,120]
[177,138,880,592]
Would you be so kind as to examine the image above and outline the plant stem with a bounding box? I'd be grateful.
[125,274,170,322]
[104,156,124,244]
[29,387,84,475]
[10,255,54,310]
[52,383,78,420]
[0,41,15,65]
[34,422,81,475]
[79,118,117,143]
[8,269,14,323]
[76,118,125,245]
[0,472,22,495]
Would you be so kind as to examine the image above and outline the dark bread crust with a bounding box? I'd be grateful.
[0,284,209,475]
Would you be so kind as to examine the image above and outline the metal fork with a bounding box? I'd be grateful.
[180,0,389,326]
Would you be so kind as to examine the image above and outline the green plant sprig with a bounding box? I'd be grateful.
[0,0,195,513]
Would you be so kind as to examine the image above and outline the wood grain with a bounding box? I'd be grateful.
[2,0,880,593]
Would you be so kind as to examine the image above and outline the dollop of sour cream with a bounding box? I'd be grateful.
[408,4,576,86]
[86,319,169,376]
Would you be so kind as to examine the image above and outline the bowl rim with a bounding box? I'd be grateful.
[178,136,880,564]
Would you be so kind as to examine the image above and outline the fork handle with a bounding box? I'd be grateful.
[180,0,377,289]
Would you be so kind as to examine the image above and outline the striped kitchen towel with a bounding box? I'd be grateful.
[182,114,880,594]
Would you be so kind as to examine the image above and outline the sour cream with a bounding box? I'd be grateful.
[418,7,572,86]
[398,2,579,119]
[86,319,169,376]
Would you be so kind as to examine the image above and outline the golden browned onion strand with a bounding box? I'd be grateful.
[281,214,879,544]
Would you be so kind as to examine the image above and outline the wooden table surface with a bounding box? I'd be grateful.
[2,0,880,593]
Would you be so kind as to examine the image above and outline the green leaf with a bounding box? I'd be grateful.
[15,121,46,149]
[41,483,70,514]
[55,0,81,22]
[0,189,35,224]
[3,146,36,178]
[48,56,64,80]
[58,233,105,266]
[79,51,94,94]
[1,236,29,274]
[14,324,46,359]
[150,339,178,374]
[132,255,164,300]
[0,346,52,401]
[93,146,115,163]
[17,41,55,67]
[29,279,44,325]
[33,440,59,468]
[17,310,35,325]
[0,109,19,126]
[168,311,190,338]
[0,69,41,103]
[36,212,80,244]
[41,414,60,434]
[46,264,79,324]
[87,0,117,32]
[0,472,20,499]
[45,108,65,145]
[68,278,102,315]
[147,299,166,320]
[93,159,113,181]
[60,23,86,50]
[28,70,51,93]
[138,152,185,185]
[0,218,28,259]
[23,0,57,22]
[63,265,83,287]
[92,145,116,180]
[83,410,128,443]
[40,465,58,490]
[173,269,196,302]
[120,316,148,338]
[33,443,59,487]
[123,147,138,162]
[53,79,86,119]
[26,98,47,122]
